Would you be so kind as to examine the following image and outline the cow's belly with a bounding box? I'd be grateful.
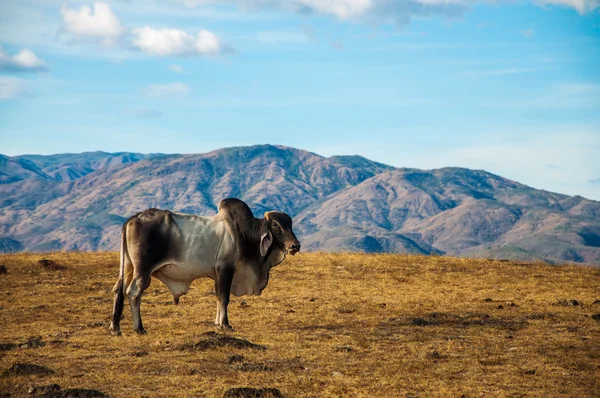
[155,261,216,282]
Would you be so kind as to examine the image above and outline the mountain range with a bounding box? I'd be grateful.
[1,145,599,264]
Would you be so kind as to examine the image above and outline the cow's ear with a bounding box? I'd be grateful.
[260,229,273,257]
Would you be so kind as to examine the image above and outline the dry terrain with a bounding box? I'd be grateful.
[0,252,599,397]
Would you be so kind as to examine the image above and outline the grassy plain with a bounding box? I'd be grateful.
[0,252,599,397]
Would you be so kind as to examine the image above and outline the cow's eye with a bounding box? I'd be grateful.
[273,223,281,232]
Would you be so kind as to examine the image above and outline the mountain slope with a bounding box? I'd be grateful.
[14,151,154,181]
[0,145,598,264]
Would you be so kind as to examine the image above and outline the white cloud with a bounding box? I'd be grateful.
[533,0,600,13]
[168,64,185,73]
[60,2,125,43]
[0,46,48,72]
[171,0,600,26]
[172,0,465,25]
[311,125,600,200]
[0,77,30,101]
[141,82,191,97]
[131,27,232,56]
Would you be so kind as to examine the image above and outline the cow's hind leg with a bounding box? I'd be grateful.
[109,278,125,335]
[127,274,151,334]
[214,279,221,325]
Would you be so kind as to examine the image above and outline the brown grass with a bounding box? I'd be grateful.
[0,252,599,397]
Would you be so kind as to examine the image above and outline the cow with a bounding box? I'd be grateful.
[109,198,300,335]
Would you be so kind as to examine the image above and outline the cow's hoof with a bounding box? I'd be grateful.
[109,324,121,336]
[219,324,234,332]
[134,328,147,335]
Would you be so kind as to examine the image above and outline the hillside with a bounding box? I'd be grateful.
[0,252,598,397]
[0,145,599,264]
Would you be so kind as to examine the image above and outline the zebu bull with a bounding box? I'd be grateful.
[109,198,300,335]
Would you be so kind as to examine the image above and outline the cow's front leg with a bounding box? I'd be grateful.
[216,265,234,330]
[214,279,220,326]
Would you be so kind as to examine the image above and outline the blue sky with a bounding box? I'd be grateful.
[0,0,599,199]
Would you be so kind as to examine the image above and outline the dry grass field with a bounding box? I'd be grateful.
[0,252,599,397]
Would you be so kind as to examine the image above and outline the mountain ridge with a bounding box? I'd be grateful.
[0,145,598,264]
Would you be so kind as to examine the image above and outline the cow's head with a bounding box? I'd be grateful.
[260,211,301,258]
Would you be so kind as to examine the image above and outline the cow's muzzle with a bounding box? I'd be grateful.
[286,243,301,256]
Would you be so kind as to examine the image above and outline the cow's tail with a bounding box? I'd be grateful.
[110,223,128,334]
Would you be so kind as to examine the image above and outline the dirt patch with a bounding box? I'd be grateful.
[228,355,245,364]
[223,387,283,398]
[554,299,582,306]
[0,343,16,351]
[0,265,6,274]
[389,312,529,331]
[236,363,273,372]
[18,336,45,348]
[525,313,557,320]
[2,363,54,377]
[41,388,109,397]
[180,332,267,351]
[38,259,66,271]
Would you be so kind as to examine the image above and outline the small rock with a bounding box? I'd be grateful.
[131,351,148,357]
[483,298,493,302]
[309,298,317,302]
[331,371,343,378]
[240,301,249,309]
[524,369,536,375]
[497,305,504,309]
[427,351,442,359]
[570,300,580,306]
[379,303,387,308]
[223,387,283,398]
[591,314,600,321]
[28,384,61,395]
[334,345,353,352]
[19,336,45,349]
[228,355,244,364]
[0,265,7,274]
